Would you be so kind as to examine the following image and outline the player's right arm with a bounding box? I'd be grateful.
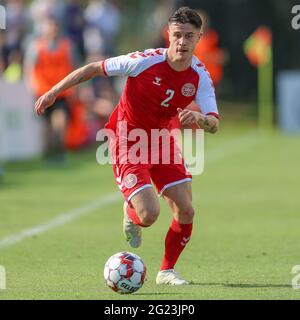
[35,61,104,115]
[35,49,163,115]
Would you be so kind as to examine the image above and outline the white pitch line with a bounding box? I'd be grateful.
[0,130,263,251]
[0,192,121,250]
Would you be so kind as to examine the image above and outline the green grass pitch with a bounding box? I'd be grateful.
[0,122,300,300]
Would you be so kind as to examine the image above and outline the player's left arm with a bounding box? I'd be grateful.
[177,108,219,133]
[178,66,220,134]
[197,113,219,133]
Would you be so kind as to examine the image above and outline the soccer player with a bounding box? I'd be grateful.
[35,7,220,285]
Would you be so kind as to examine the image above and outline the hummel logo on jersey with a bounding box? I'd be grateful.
[153,77,162,86]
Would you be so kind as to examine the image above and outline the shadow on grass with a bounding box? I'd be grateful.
[134,292,192,296]
[123,283,291,297]
[224,283,291,289]
[189,282,291,289]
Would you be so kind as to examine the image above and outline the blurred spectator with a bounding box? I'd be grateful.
[4,0,28,53]
[29,0,65,36]
[24,16,77,163]
[0,33,5,73]
[0,55,4,73]
[194,10,226,89]
[63,0,85,59]
[0,0,122,158]
[147,0,175,48]
[92,78,116,127]
[64,87,90,150]
[84,0,120,56]
[3,48,22,83]
[74,53,116,145]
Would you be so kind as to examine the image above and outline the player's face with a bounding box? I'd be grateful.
[43,19,59,39]
[168,23,201,62]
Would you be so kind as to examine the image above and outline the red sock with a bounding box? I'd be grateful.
[126,204,148,227]
[160,218,193,271]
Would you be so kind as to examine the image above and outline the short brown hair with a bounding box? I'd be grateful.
[169,7,202,29]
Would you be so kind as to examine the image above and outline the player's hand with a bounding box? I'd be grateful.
[35,91,57,116]
[177,108,201,126]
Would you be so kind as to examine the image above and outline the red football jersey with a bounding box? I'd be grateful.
[102,48,219,133]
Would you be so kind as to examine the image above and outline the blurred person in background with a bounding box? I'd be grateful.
[64,86,90,151]
[4,0,28,55]
[24,16,78,163]
[0,55,4,73]
[84,0,120,56]
[194,10,226,91]
[148,0,176,48]
[86,52,117,125]
[63,0,85,60]
[0,0,27,80]
[29,0,65,37]
[0,0,26,180]
[0,33,5,73]
[3,48,22,83]
[92,78,116,128]
[83,0,121,133]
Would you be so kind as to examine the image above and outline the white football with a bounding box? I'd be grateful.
[103,252,147,294]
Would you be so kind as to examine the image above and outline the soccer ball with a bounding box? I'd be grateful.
[103,251,147,294]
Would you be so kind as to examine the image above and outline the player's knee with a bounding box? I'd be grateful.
[176,206,195,223]
[138,207,160,226]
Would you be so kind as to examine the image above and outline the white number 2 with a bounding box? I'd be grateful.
[161,89,175,107]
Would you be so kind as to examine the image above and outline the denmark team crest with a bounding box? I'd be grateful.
[181,83,196,97]
[124,174,138,189]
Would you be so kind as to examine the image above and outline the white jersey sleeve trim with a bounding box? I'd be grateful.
[103,48,166,77]
[192,57,219,116]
